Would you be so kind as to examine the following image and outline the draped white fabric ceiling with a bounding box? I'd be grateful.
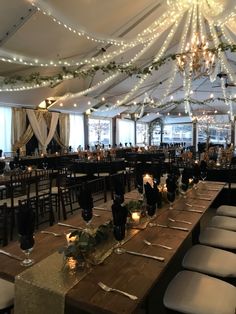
[0,0,235,122]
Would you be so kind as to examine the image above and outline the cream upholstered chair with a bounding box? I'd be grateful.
[182,244,236,279]
[163,270,236,314]
[208,215,236,232]
[216,205,236,218]
[0,278,14,314]
[199,227,236,250]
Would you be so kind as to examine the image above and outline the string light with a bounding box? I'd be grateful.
[30,0,184,47]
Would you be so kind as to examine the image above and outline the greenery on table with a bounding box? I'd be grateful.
[126,200,143,214]
[59,220,113,261]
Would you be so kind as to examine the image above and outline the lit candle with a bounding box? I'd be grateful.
[55,152,58,155]
[41,153,44,157]
[66,232,77,245]
[67,257,77,270]
[131,211,141,224]
[143,174,154,188]
[27,166,32,172]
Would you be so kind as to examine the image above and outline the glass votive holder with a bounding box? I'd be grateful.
[131,211,141,225]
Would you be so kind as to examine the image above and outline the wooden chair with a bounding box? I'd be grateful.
[19,192,54,228]
[59,183,83,220]
[0,203,8,246]
[85,177,107,204]
[109,172,125,201]
[0,171,34,240]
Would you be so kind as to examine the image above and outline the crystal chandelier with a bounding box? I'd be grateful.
[176,32,216,76]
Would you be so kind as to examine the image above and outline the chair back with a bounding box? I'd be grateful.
[59,183,83,220]
[85,177,107,204]
[0,203,8,246]
[10,171,33,207]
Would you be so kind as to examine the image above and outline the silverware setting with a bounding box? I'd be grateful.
[98,282,138,300]
[168,218,192,225]
[93,213,101,217]
[149,223,189,232]
[194,197,211,201]
[180,208,203,213]
[93,207,106,211]
[0,249,23,261]
[143,239,172,250]
[185,203,205,209]
[123,249,165,262]
[57,222,83,230]
[40,231,62,237]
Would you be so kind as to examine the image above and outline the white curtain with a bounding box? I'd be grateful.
[116,119,135,145]
[26,109,59,153]
[0,106,12,154]
[69,114,84,151]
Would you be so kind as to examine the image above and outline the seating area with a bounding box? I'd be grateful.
[1,0,236,313]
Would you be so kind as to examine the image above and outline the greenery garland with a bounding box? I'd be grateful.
[2,43,236,87]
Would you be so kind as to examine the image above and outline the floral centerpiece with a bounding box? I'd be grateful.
[59,221,113,270]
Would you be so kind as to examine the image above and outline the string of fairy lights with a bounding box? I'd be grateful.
[0,0,235,120]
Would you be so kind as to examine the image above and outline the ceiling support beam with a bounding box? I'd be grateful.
[0,6,37,47]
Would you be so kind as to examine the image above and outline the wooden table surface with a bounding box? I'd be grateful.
[0,181,225,313]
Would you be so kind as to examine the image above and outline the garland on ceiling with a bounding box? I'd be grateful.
[2,42,236,88]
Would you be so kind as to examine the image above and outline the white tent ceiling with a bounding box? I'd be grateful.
[0,0,236,123]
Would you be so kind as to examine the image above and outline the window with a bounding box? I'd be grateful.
[136,122,148,146]
[0,107,12,154]
[88,118,111,147]
[163,124,193,146]
[116,119,135,146]
[198,123,231,145]
[69,114,84,151]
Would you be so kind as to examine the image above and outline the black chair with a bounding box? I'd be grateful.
[0,203,8,246]
[85,177,107,204]
[59,183,83,220]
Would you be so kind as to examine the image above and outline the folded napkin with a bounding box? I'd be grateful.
[17,202,35,236]
[166,174,177,193]
[112,202,128,225]
[144,182,156,206]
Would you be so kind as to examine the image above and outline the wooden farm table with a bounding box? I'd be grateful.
[0,182,225,314]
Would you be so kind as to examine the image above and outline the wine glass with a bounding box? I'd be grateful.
[19,234,35,266]
[81,208,93,231]
[200,170,207,183]
[193,176,199,189]
[167,191,175,210]
[113,224,126,254]
[42,162,48,170]
[146,203,156,220]
[180,183,188,198]
[112,201,128,254]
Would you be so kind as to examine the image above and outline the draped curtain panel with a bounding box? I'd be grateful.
[26,109,59,153]
[59,113,70,147]
[11,108,37,155]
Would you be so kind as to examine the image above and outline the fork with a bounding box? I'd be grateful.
[143,239,172,250]
[40,231,62,237]
[98,282,138,300]
[168,218,192,225]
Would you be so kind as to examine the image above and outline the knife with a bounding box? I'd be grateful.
[181,208,203,213]
[197,197,212,201]
[58,222,83,230]
[185,203,205,209]
[125,250,165,262]
[155,224,189,232]
[0,249,23,261]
